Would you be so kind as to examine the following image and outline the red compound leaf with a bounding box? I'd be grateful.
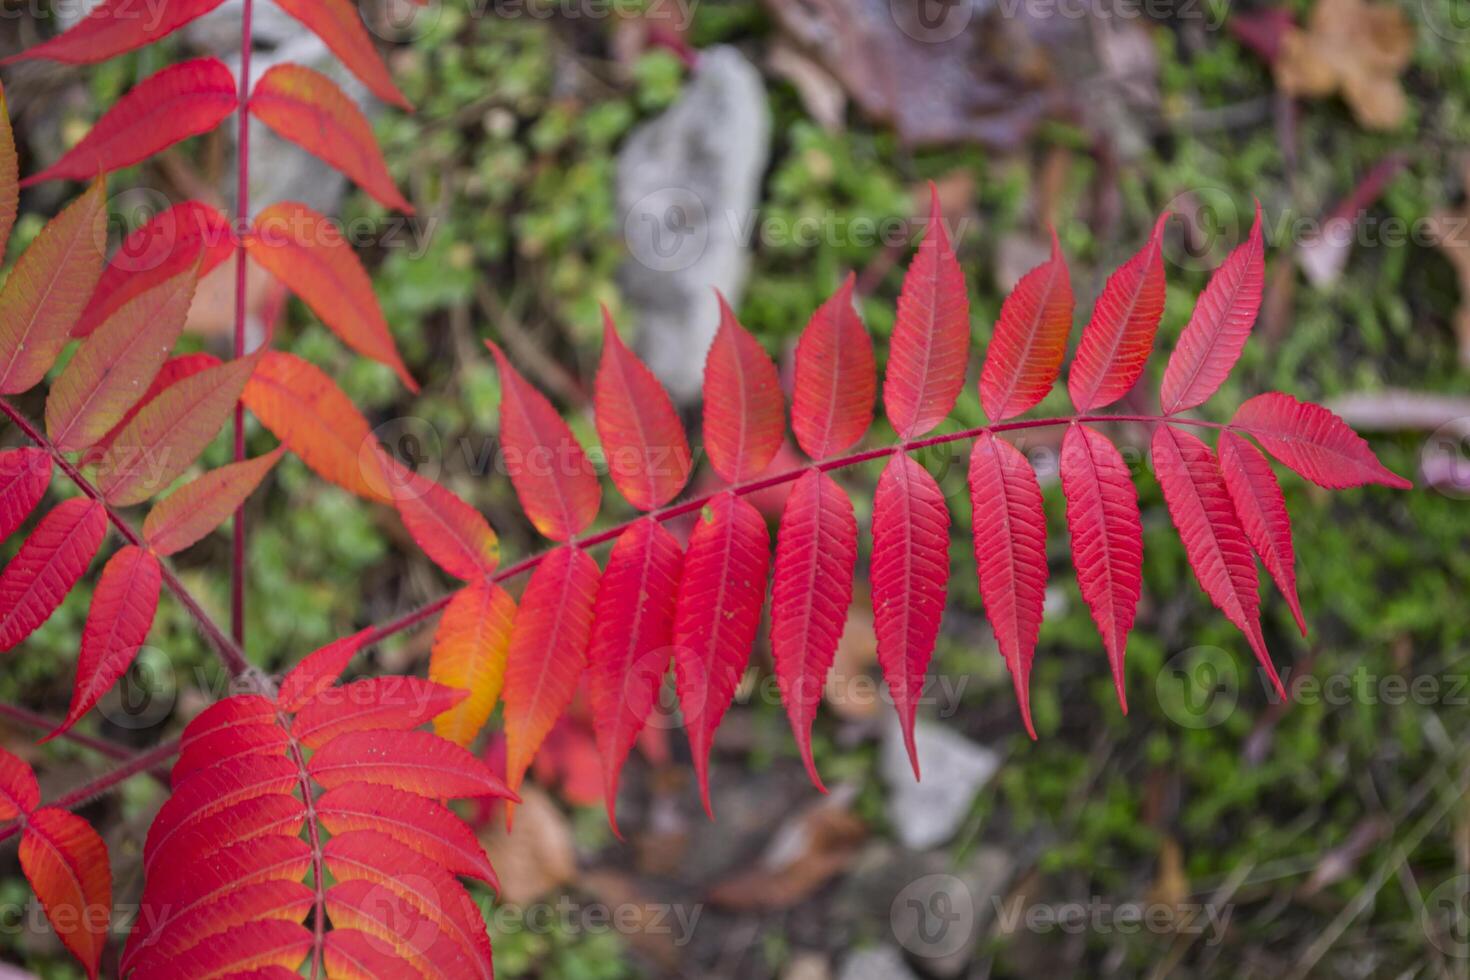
[3,0,228,65]
[502,545,600,807]
[595,309,692,511]
[1059,424,1143,711]
[249,64,412,213]
[702,293,785,484]
[1068,213,1169,412]
[245,202,417,391]
[0,447,52,543]
[53,545,162,737]
[429,581,516,747]
[791,273,875,459]
[21,59,236,187]
[672,491,770,816]
[585,517,682,834]
[980,227,1074,422]
[770,469,856,791]
[0,498,107,652]
[486,340,601,541]
[1232,391,1412,489]
[1159,201,1264,415]
[1152,424,1283,698]
[968,432,1048,738]
[19,808,112,980]
[1218,429,1307,636]
[871,452,950,777]
[885,183,971,439]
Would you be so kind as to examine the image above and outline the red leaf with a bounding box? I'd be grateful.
[672,491,770,816]
[323,831,493,979]
[585,517,682,833]
[143,919,311,980]
[486,340,601,541]
[142,449,285,556]
[53,545,161,736]
[275,629,369,712]
[429,582,516,747]
[1059,424,1143,710]
[241,350,391,502]
[0,747,39,819]
[1232,391,1412,489]
[791,273,875,459]
[145,794,302,876]
[1218,430,1307,635]
[21,59,236,187]
[317,783,497,885]
[968,433,1048,738]
[19,808,111,980]
[74,201,233,338]
[871,452,950,777]
[45,263,198,452]
[272,0,411,110]
[885,184,971,439]
[1159,201,1264,414]
[249,64,412,213]
[386,465,499,579]
[326,879,477,979]
[0,178,107,395]
[1068,212,1169,412]
[503,546,600,801]
[770,470,856,791]
[980,227,1074,422]
[1152,425,1283,697]
[82,353,220,463]
[144,757,298,868]
[702,293,785,484]
[124,879,312,976]
[0,83,17,260]
[93,351,258,505]
[308,729,516,800]
[324,928,428,980]
[0,498,107,652]
[290,676,466,749]
[246,202,417,390]
[0,448,52,543]
[595,309,692,511]
[2,0,227,65]
[170,723,290,793]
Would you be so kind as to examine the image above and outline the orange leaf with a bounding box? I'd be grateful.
[45,262,198,452]
[93,352,258,505]
[242,350,391,502]
[430,581,516,747]
[385,463,499,579]
[246,202,416,390]
[0,747,39,820]
[0,178,107,394]
[272,0,411,110]
[19,808,112,980]
[0,83,17,259]
[21,59,236,186]
[250,64,411,212]
[81,353,220,464]
[143,448,285,556]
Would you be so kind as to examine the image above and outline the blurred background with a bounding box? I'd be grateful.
[2,0,1470,976]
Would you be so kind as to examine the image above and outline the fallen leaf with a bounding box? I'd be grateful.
[479,785,576,905]
[1275,0,1413,130]
[768,40,846,132]
[706,788,866,910]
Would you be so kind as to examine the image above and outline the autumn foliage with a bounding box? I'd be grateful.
[0,4,1412,976]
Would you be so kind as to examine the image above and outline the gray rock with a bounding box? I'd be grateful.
[616,46,770,403]
[881,717,1000,850]
[838,946,918,980]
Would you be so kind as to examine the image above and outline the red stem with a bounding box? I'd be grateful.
[0,702,157,768]
[359,412,1225,647]
[0,738,181,845]
[0,397,251,675]
[231,0,255,648]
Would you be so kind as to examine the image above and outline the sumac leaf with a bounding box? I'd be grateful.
[791,273,875,459]
[1232,391,1412,489]
[980,227,1074,422]
[272,0,411,110]
[1218,429,1306,635]
[317,783,497,885]
[387,465,499,579]
[0,747,38,820]
[275,629,368,713]
[309,729,515,800]
[0,498,107,652]
[0,447,52,542]
[1068,213,1168,412]
[595,310,692,511]
[702,293,785,484]
[0,83,16,258]
[82,353,219,463]
[19,808,111,980]
[142,449,285,556]
[429,582,516,747]
[3,0,228,65]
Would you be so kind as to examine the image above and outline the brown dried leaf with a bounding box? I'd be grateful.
[1275,0,1413,130]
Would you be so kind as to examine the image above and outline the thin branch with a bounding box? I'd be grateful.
[0,397,251,675]
[0,702,168,778]
[231,0,257,649]
[0,737,182,845]
[358,412,1226,648]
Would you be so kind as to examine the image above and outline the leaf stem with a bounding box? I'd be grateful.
[0,396,251,675]
[231,0,255,649]
[357,411,1224,648]
[0,702,164,772]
